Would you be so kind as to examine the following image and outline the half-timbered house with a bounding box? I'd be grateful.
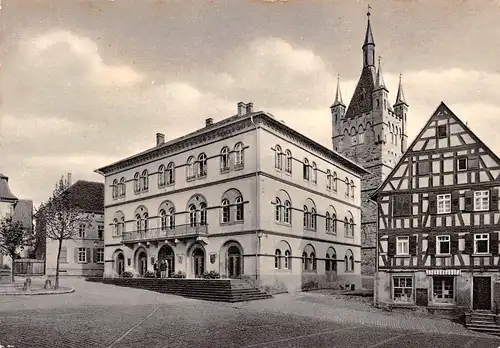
[372,102,500,314]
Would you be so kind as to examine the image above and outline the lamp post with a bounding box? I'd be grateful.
[256,231,263,287]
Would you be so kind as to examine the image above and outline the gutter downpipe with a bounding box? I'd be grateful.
[250,115,261,288]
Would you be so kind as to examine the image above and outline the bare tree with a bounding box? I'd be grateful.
[37,178,93,289]
[0,215,34,283]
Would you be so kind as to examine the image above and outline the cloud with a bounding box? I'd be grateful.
[3,31,500,207]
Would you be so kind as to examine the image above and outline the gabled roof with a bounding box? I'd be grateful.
[65,180,104,214]
[0,173,18,203]
[371,101,500,199]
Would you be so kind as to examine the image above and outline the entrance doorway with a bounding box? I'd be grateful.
[116,253,125,276]
[138,251,148,276]
[227,245,242,279]
[473,276,492,310]
[193,248,205,278]
[158,244,175,278]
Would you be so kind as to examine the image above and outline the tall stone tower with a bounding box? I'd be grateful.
[332,9,409,289]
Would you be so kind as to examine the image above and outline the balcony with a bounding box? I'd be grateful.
[122,224,208,244]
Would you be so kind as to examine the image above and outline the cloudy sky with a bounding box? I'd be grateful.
[1,0,500,207]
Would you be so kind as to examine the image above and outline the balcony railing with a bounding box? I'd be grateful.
[122,224,208,243]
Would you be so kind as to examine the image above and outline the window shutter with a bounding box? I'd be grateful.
[451,234,459,254]
[387,236,396,256]
[464,191,474,212]
[464,234,473,254]
[86,248,91,264]
[74,248,79,263]
[427,236,436,256]
[451,191,459,213]
[428,193,437,215]
[490,189,499,211]
[409,236,417,256]
[490,232,499,255]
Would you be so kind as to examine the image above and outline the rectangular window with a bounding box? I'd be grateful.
[437,194,451,214]
[417,161,430,176]
[393,195,412,217]
[396,236,409,255]
[393,276,413,303]
[457,157,467,171]
[474,233,489,254]
[436,235,450,255]
[474,191,489,211]
[60,247,67,263]
[78,225,86,239]
[96,248,104,263]
[437,124,448,138]
[432,276,454,303]
[98,225,104,240]
[78,247,87,263]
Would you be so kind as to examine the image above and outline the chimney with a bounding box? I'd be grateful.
[205,118,213,127]
[246,102,254,114]
[156,133,165,146]
[237,102,246,116]
[67,173,72,187]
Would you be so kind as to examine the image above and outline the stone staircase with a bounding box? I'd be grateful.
[466,311,500,336]
[86,277,272,303]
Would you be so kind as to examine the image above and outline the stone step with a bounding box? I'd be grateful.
[470,320,496,326]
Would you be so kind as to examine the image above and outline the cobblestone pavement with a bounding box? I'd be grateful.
[1,278,499,348]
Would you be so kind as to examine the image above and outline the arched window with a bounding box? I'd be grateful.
[113,218,119,235]
[326,247,337,272]
[310,252,316,271]
[134,172,140,193]
[187,157,195,179]
[199,202,207,225]
[310,208,317,230]
[359,128,365,144]
[326,170,332,190]
[285,150,292,174]
[234,143,244,166]
[275,145,282,170]
[119,216,125,235]
[345,177,350,197]
[160,209,167,231]
[198,153,207,177]
[284,250,290,269]
[158,165,166,187]
[168,207,175,229]
[350,255,355,272]
[221,199,230,223]
[220,147,230,171]
[302,252,308,271]
[119,177,126,196]
[166,162,175,185]
[349,218,355,237]
[141,170,149,191]
[112,179,118,199]
[303,206,309,228]
[344,217,349,236]
[345,249,354,272]
[283,200,291,224]
[274,249,282,269]
[303,159,310,180]
[325,212,331,232]
[332,172,338,192]
[143,212,149,231]
[331,214,337,234]
[311,162,317,184]
[235,196,244,221]
[344,254,348,272]
[189,204,197,226]
[135,213,142,232]
[275,198,282,222]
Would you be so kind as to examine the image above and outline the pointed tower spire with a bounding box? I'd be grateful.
[376,56,385,88]
[363,4,375,67]
[333,74,345,107]
[395,73,407,106]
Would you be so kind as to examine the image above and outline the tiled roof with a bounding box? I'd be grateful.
[0,173,18,202]
[345,66,377,119]
[64,180,104,214]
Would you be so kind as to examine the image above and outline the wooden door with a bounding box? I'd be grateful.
[473,277,491,310]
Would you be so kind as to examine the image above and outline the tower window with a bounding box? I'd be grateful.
[376,99,380,108]
[437,125,448,138]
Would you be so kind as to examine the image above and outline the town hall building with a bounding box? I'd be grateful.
[96,102,367,292]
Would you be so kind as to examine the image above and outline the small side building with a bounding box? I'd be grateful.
[40,180,105,277]
[373,102,500,315]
